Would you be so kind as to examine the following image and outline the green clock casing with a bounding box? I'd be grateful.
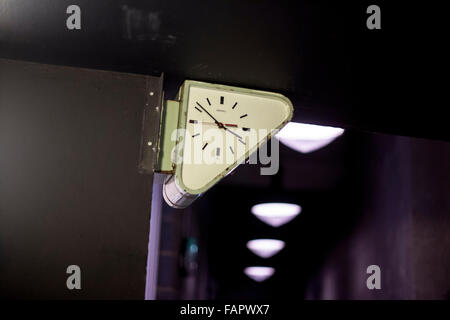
[157,80,293,208]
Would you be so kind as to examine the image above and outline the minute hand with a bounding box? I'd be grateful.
[195,102,243,140]
[196,102,222,127]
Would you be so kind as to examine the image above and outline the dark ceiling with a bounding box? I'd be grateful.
[0,0,447,140]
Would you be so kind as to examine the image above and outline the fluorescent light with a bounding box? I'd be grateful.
[247,239,285,258]
[251,202,301,227]
[276,122,344,153]
[244,266,275,282]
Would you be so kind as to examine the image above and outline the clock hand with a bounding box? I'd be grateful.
[194,102,244,142]
[223,127,244,141]
[195,102,224,128]
[193,121,238,128]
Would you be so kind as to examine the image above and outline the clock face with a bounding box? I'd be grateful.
[177,82,292,193]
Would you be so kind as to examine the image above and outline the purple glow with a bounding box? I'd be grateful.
[251,202,301,227]
[247,239,285,258]
[244,266,275,282]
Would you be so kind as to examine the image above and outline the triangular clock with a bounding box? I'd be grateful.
[154,80,293,208]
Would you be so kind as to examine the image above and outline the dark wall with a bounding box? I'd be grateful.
[0,59,161,299]
[306,134,450,299]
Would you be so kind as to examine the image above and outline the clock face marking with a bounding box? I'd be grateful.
[196,102,205,109]
[181,84,292,191]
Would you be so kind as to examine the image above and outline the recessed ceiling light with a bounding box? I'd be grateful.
[247,239,285,258]
[275,122,344,153]
[251,202,301,227]
[244,266,275,282]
